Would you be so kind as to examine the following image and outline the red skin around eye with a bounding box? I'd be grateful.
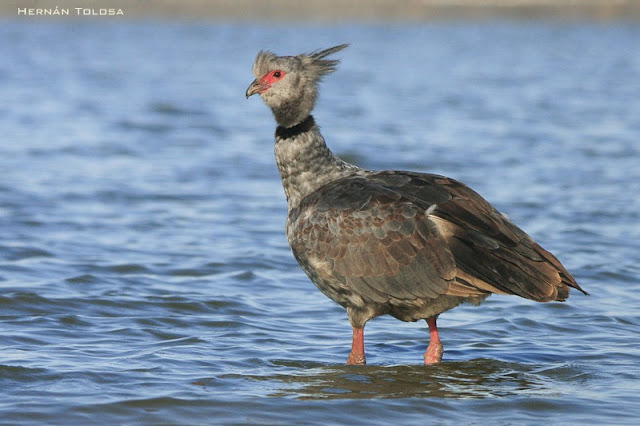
[261,70,286,87]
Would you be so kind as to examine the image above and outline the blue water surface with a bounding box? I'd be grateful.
[1,20,639,424]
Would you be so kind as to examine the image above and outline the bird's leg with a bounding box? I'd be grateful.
[424,316,443,365]
[347,327,366,365]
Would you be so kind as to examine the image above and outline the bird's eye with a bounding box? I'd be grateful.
[263,70,286,85]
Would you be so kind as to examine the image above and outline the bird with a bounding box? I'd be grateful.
[246,44,587,365]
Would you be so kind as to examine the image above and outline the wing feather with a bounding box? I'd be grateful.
[290,177,457,304]
[370,171,586,301]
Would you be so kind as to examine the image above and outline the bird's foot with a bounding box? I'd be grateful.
[347,352,366,365]
[424,342,443,365]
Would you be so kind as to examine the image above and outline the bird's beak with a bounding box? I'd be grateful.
[245,78,267,99]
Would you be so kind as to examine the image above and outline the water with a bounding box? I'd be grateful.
[1,20,639,424]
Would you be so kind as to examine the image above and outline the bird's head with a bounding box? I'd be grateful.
[246,44,348,128]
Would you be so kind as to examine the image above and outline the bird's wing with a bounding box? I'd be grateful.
[289,171,585,306]
[367,171,586,302]
[289,176,463,305]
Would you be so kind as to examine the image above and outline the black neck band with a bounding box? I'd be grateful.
[275,115,315,140]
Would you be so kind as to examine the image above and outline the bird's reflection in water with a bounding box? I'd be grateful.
[244,360,589,400]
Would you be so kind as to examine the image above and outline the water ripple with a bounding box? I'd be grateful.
[0,20,639,425]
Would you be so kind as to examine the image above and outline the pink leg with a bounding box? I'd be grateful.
[347,327,366,365]
[424,316,443,365]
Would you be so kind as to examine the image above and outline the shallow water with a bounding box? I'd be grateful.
[1,20,639,424]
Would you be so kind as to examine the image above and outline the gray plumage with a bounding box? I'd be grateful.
[246,44,587,364]
[248,44,348,128]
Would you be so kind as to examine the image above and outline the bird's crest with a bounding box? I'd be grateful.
[252,44,349,80]
[303,44,349,78]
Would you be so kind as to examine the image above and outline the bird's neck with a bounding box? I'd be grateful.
[274,115,361,210]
